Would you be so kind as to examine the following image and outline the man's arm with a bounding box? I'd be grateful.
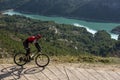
[35,42,41,52]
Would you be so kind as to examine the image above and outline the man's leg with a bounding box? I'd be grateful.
[23,41,31,61]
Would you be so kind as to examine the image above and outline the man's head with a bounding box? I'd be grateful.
[36,34,42,39]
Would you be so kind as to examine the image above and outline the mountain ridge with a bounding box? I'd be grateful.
[1,0,120,22]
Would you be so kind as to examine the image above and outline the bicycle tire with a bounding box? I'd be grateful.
[14,53,27,66]
[35,54,50,67]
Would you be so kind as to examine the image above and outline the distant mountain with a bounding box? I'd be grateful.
[0,0,30,10]
[1,0,120,22]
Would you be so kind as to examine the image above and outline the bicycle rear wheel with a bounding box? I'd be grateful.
[35,54,50,67]
[14,53,27,66]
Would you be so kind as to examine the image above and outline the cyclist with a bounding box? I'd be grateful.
[23,34,42,59]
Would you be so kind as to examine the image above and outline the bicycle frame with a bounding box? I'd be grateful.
[30,51,41,59]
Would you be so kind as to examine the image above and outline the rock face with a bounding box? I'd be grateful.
[111,26,120,34]
[1,0,120,22]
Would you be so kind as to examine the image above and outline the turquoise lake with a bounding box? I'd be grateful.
[3,10,120,40]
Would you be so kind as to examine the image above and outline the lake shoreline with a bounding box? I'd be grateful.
[13,9,120,24]
[2,9,120,23]
[2,9,120,24]
[2,9,120,40]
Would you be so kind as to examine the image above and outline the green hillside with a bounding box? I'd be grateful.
[0,14,120,63]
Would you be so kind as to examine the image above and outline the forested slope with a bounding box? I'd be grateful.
[0,14,120,58]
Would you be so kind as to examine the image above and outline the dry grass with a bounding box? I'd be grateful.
[0,58,14,64]
[0,56,120,72]
[0,55,120,69]
[0,55,120,64]
[50,55,120,64]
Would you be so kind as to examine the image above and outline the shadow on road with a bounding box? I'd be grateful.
[0,65,45,79]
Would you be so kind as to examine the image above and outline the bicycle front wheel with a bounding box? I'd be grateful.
[35,54,50,67]
[14,53,27,66]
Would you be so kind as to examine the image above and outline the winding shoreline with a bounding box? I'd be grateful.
[3,9,120,23]
[2,9,119,40]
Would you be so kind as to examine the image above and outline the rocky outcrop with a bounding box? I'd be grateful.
[111,26,120,34]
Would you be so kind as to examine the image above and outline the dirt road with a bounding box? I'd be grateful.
[0,63,120,80]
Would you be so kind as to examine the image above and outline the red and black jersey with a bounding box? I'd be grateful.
[27,36,37,43]
[23,34,42,55]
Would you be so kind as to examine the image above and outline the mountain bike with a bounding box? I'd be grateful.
[14,51,50,67]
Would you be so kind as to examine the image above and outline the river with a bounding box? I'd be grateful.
[3,10,120,40]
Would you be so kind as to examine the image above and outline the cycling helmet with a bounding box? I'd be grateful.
[36,34,42,39]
